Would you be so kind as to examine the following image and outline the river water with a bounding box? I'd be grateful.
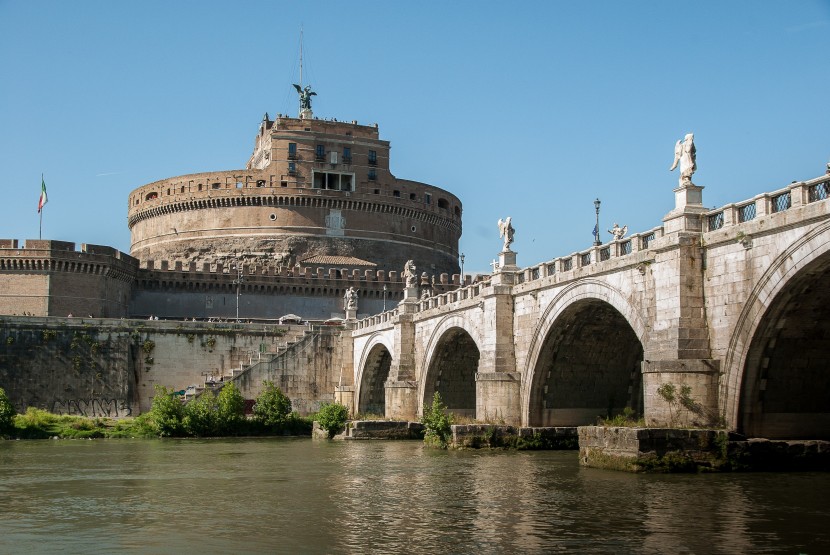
[0,438,827,554]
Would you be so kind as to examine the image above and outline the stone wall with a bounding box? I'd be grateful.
[0,317,327,416]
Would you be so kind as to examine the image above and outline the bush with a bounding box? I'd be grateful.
[421,392,453,449]
[148,385,185,437]
[253,381,292,430]
[216,383,245,435]
[0,387,16,436]
[316,402,349,438]
[183,390,219,436]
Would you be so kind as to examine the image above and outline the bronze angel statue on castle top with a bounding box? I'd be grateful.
[293,84,316,111]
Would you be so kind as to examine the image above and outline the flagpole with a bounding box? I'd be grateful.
[39,173,43,240]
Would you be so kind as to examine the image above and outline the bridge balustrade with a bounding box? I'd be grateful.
[704,175,830,233]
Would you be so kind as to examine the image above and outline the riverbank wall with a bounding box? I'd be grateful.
[578,426,830,472]
[0,316,342,416]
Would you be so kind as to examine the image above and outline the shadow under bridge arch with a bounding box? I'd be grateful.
[356,337,393,417]
[526,295,645,427]
[737,248,830,439]
[421,327,480,420]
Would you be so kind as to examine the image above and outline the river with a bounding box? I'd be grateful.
[0,438,827,554]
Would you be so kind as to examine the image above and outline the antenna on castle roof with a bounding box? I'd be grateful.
[292,26,316,119]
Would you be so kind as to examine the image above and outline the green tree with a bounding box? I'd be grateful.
[217,382,245,434]
[421,392,453,449]
[184,389,219,436]
[253,381,292,429]
[316,402,349,438]
[0,387,16,436]
[148,385,185,437]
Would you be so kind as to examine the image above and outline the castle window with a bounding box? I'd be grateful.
[373,189,380,194]
[236,182,243,189]
[315,144,325,161]
[425,193,431,205]
[256,180,265,187]
[145,192,158,201]
[211,182,221,189]
[368,150,377,166]
[343,147,351,164]
[368,169,377,181]
[313,170,354,191]
[393,190,401,198]
[281,181,288,187]
[288,143,297,160]
[454,206,461,216]
[409,193,416,201]
[288,162,297,175]
[180,186,185,193]
[166,188,170,195]
[438,198,449,210]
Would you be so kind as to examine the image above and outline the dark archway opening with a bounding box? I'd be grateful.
[529,299,643,426]
[423,328,479,419]
[740,254,830,439]
[358,344,392,417]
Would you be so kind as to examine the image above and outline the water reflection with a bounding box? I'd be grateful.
[1,439,828,554]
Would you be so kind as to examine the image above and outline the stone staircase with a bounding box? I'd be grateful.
[182,326,312,401]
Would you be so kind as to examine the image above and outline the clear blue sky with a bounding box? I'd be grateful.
[1,1,828,274]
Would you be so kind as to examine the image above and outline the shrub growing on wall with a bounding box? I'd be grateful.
[421,392,453,449]
[316,402,349,438]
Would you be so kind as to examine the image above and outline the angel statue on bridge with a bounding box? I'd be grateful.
[670,133,697,187]
[498,217,515,252]
[608,223,628,241]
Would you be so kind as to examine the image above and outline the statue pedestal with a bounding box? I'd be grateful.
[402,285,419,301]
[344,308,357,321]
[491,250,519,286]
[498,250,518,271]
[299,108,313,120]
[663,183,707,234]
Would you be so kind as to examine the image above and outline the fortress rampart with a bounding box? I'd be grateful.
[0,240,138,318]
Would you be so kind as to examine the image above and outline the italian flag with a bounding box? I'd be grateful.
[38,176,48,213]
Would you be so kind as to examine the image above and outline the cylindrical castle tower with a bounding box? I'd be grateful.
[128,115,461,276]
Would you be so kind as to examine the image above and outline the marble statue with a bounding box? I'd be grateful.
[497,217,515,251]
[343,287,358,311]
[670,133,697,186]
[403,260,417,288]
[608,223,628,240]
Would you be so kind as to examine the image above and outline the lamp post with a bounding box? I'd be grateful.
[382,284,387,312]
[233,261,244,321]
[459,253,465,288]
[593,198,601,246]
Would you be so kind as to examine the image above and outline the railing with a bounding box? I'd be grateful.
[704,175,829,232]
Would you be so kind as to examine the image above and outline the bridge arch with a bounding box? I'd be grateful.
[355,333,394,417]
[418,314,483,420]
[522,280,650,427]
[723,222,830,438]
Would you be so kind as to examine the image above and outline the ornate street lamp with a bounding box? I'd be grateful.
[459,253,465,288]
[233,258,244,320]
[382,284,387,312]
[593,198,601,246]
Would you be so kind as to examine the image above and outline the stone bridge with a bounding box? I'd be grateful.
[340,175,830,439]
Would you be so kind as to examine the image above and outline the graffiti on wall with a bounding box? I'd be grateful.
[51,398,133,417]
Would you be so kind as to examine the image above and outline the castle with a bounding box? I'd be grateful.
[0,93,464,321]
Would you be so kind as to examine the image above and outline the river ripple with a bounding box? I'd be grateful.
[0,438,827,554]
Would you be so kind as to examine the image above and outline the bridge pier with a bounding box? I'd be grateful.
[642,360,720,427]
[476,372,521,425]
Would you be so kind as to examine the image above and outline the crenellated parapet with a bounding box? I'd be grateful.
[0,240,139,318]
[0,240,138,283]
